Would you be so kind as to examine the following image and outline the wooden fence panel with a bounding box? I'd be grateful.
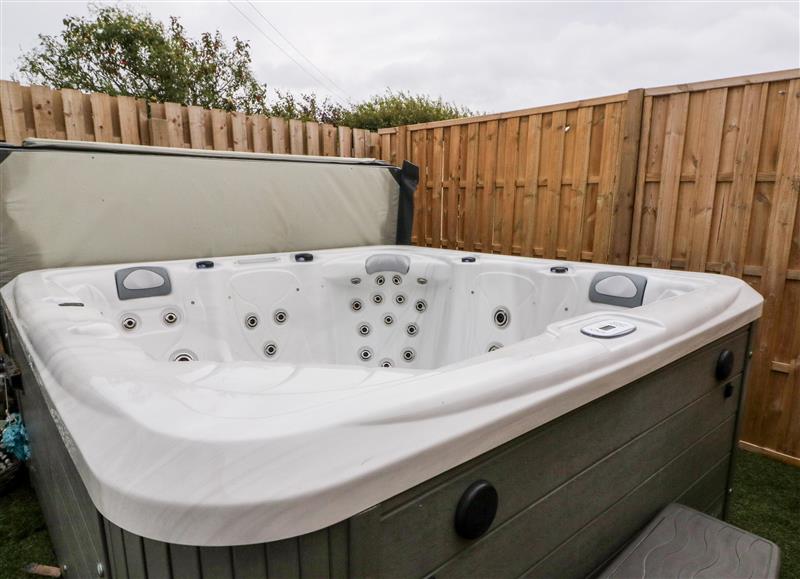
[629,70,800,466]
[0,81,383,158]
[405,93,629,260]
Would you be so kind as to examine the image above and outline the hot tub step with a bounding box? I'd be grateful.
[598,503,780,579]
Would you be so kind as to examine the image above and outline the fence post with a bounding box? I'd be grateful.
[610,88,645,265]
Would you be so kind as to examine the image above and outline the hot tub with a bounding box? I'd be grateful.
[1,246,761,578]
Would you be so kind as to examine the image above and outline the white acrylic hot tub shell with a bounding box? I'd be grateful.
[1,247,762,546]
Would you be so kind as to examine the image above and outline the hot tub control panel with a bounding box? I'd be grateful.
[580,319,636,339]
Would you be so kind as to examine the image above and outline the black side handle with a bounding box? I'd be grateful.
[716,349,734,381]
[294,253,314,263]
[454,480,498,540]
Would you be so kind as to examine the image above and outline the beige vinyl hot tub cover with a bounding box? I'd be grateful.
[0,140,416,286]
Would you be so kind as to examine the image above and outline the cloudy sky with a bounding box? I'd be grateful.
[1,1,798,113]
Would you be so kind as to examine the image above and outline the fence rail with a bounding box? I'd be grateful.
[2,70,800,466]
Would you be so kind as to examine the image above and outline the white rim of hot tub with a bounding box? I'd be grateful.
[1,246,763,546]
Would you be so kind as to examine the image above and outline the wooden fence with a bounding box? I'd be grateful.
[378,69,800,466]
[1,71,800,466]
[0,81,380,156]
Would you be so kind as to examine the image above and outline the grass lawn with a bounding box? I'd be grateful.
[0,473,55,579]
[0,450,797,578]
[729,450,800,579]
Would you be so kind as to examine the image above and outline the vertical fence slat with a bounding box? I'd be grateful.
[461,123,480,251]
[410,129,426,244]
[251,115,270,153]
[211,110,229,150]
[610,89,645,265]
[271,118,288,154]
[117,96,141,145]
[322,123,336,156]
[520,115,543,257]
[445,125,461,248]
[186,106,206,149]
[89,93,114,143]
[719,84,769,277]
[0,81,26,144]
[231,112,248,152]
[338,126,352,157]
[149,118,170,147]
[60,88,86,141]
[164,102,185,148]
[306,121,320,156]
[430,127,445,247]
[499,116,520,254]
[565,107,593,260]
[30,85,56,138]
[479,121,499,253]
[289,119,304,154]
[651,92,690,268]
[628,95,654,265]
[353,128,367,158]
[542,110,566,259]
[687,88,727,271]
[593,102,623,263]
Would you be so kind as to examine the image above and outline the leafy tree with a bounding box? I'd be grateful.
[267,90,346,124]
[339,90,475,131]
[18,5,269,113]
[17,6,473,127]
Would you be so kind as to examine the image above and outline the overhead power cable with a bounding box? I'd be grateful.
[245,0,352,103]
[226,0,349,106]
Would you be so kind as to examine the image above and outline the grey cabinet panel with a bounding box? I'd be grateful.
[143,538,173,579]
[349,330,748,578]
[232,544,268,578]
[170,545,202,579]
[199,547,235,579]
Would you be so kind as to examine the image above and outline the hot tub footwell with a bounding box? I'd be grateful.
[9,323,755,579]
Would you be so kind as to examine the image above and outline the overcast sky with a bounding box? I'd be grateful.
[1,1,798,113]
